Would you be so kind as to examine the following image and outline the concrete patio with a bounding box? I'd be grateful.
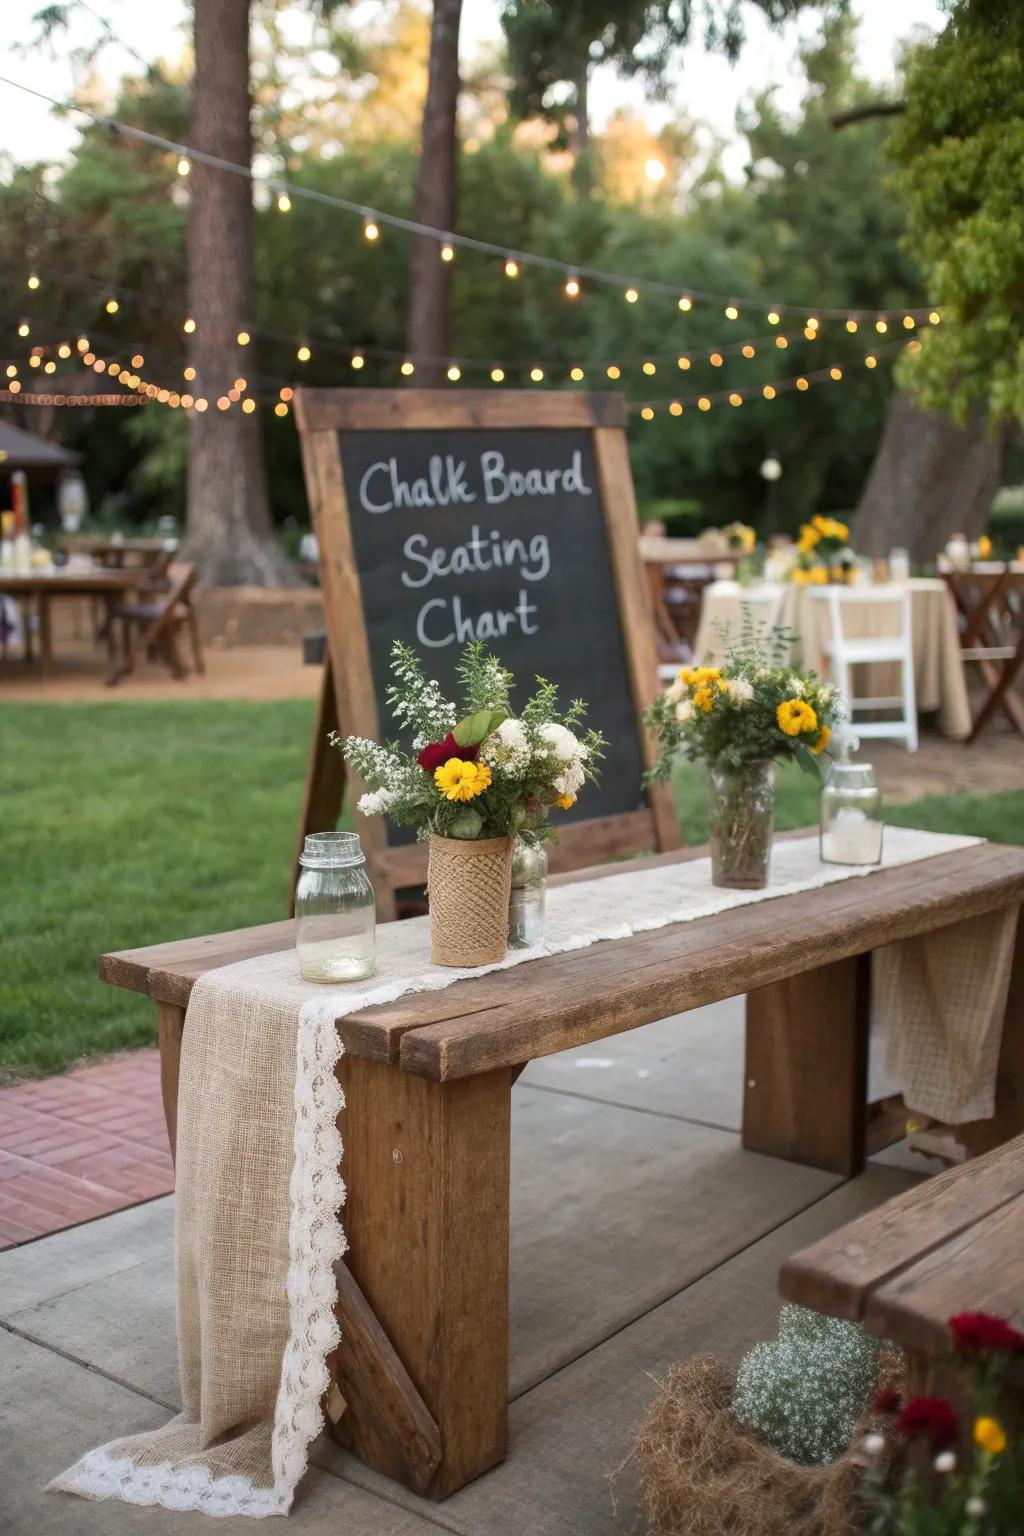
[0,998,929,1536]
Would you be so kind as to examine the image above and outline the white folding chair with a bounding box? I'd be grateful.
[809,586,918,752]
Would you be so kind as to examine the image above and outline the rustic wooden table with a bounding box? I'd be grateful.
[0,570,140,673]
[99,838,1024,1499]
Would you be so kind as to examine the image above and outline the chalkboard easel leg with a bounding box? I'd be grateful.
[289,655,345,913]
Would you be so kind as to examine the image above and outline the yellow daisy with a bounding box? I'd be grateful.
[811,724,831,755]
[974,1417,1007,1455]
[556,793,576,809]
[434,758,492,802]
[693,682,716,713]
[777,698,818,737]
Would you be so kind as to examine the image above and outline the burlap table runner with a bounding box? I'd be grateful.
[50,829,1013,1518]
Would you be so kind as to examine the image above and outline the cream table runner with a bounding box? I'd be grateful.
[50,829,1012,1519]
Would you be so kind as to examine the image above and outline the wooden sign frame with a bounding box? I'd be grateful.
[293,388,680,919]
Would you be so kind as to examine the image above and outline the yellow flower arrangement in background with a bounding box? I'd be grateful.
[974,1416,1007,1456]
[777,698,818,737]
[434,758,493,802]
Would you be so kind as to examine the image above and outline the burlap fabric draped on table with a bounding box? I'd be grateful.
[50,829,1013,1519]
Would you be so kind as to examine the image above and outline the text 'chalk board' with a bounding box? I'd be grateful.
[340,427,647,833]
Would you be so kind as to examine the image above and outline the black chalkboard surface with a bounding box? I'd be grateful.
[339,427,646,838]
[293,389,680,916]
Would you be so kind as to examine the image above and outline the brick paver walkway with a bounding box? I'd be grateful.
[0,1050,173,1250]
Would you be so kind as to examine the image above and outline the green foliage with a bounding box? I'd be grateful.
[888,1,1024,425]
[732,1303,880,1466]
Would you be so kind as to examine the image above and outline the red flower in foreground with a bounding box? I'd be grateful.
[899,1396,958,1448]
[417,733,478,774]
[873,1386,902,1415]
[949,1312,1024,1355]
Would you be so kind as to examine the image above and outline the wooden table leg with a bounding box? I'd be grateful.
[743,953,870,1176]
[37,592,53,675]
[961,906,1024,1157]
[155,1000,185,1166]
[338,1056,512,1499]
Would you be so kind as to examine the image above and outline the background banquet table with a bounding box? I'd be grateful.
[693,577,971,739]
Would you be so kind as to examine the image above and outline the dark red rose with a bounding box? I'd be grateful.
[898,1396,958,1448]
[417,733,478,774]
[949,1312,1024,1355]
[873,1386,902,1415]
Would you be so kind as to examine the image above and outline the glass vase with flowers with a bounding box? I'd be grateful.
[644,622,842,889]
[336,641,604,967]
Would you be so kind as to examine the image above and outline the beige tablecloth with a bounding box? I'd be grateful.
[694,578,971,739]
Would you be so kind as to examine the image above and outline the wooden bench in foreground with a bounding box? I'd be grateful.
[779,1133,1024,1411]
[99,838,1024,1499]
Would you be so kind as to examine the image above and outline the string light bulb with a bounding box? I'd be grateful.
[183,317,196,334]
[796,376,809,391]
[105,297,119,314]
[77,336,89,351]
[865,354,878,368]
[929,311,941,325]
[183,366,196,381]
[9,380,21,393]
[17,322,29,337]
[400,360,415,376]
[767,310,780,325]
[83,351,95,365]
[803,326,817,340]
[351,353,365,369]
[678,295,692,312]
[729,392,743,406]
[643,361,656,376]
[131,354,144,368]
[677,356,691,370]
[697,397,711,411]
[709,352,723,367]
[277,190,292,213]
[504,258,519,279]
[237,330,251,346]
[5,365,16,378]
[830,366,842,380]
[275,401,289,416]
[640,406,654,420]
[530,366,544,382]
[625,288,639,304]
[564,275,580,299]
[806,317,819,331]
[363,217,380,241]
[903,315,916,329]
[177,156,191,176]
[280,387,294,401]
[29,355,40,368]
[297,345,311,362]
[669,401,683,416]
[725,305,739,320]
[875,318,888,334]
[763,384,776,400]
[233,377,246,391]
[490,367,505,382]
[570,366,584,381]
[741,344,755,359]
[775,336,788,349]
[58,344,71,359]
[607,364,621,379]
[846,318,859,333]
[195,398,209,412]
[27,273,40,290]
[440,241,455,262]
[447,364,462,381]
[242,398,256,413]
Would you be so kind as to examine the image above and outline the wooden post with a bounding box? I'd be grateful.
[155,1000,186,1165]
[337,1055,512,1499]
[289,656,345,913]
[743,953,871,1176]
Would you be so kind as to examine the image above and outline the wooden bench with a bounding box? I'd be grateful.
[99,838,1024,1499]
[779,1134,1024,1409]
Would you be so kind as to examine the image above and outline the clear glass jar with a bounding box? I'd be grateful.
[708,759,776,889]
[295,832,376,982]
[509,838,547,949]
[820,760,884,866]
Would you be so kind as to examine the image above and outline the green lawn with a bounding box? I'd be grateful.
[2,699,1023,1082]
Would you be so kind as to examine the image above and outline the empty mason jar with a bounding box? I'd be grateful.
[295,832,376,982]
[820,760,884,866]
[509,838,547,949]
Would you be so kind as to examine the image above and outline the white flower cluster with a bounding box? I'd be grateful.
[384,652,456,749]
[731,1304,880,1467]
[537,721,588,797]
[480,718,531,778]
[728,676,754,703]
[356,787,395,817]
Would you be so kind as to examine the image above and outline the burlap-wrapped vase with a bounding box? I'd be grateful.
[428,833,514,967]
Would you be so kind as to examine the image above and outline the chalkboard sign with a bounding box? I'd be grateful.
[293,390,679,916]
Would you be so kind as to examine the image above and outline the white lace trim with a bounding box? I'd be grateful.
[54,1449,286,1518]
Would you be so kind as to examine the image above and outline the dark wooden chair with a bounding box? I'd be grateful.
[944,570,1024,741]
[105,560,204,686]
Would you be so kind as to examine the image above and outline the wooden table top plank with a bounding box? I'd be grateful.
[778,1136,1024,1321]
[393,844,1024,1079]
[0,571,141,594]
[862,1192,1024,1352]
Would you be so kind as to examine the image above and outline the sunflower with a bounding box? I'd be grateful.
[811,724,831,755]
[777,698,818,737]
[434,758,493,802]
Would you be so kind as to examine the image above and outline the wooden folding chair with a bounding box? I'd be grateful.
[105,560,205,686]
[944,570,1024,741]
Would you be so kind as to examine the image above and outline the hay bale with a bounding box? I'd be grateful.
[629,1356,866,1536]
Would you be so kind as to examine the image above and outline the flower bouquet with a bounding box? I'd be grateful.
[644,624,842,888]
[791,514,856,586]
[336,641,604,967]
[724,521,765,587]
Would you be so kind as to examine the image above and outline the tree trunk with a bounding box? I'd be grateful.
[183,0,295,586]
[406,0,463,385]
[568,59,591,194]
[853,392,1010,565]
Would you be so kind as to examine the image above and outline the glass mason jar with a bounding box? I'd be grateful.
[509,837,548,949]
[820,760,884,866]
[708,759,776,890]
[295,832,376,982]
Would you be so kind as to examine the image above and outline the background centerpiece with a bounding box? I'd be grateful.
[337,641,604,967]
[645,625,842,889]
